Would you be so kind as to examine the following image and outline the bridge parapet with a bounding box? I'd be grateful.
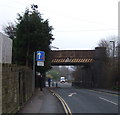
[51,50,95,58]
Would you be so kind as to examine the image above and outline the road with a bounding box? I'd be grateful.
[53,82,118,113]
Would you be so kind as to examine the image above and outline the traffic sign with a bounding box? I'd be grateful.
[36,51,45,61]
[37,61,44,66]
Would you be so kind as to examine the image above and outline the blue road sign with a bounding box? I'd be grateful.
[36,51,45,61]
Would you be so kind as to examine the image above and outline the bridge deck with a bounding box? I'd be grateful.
[51,50,95,65]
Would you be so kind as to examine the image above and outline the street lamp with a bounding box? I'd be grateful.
[110,41,115,57]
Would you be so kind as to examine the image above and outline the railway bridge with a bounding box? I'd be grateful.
[51,50,95,66]
[50,47,106,88]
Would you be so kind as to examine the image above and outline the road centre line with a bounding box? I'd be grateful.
[99,97,118,106]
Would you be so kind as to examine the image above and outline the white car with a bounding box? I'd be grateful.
[60,77,65,83]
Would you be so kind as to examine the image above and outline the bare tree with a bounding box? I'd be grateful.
[98,39,111,57]
[97,36,119,89]
[3,22,16,39]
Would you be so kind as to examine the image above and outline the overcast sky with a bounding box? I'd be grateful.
[0,0,119,50]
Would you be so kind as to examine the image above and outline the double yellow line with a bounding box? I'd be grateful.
[50,90,72,115]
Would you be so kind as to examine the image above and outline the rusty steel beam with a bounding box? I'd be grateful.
[50,50,95,65]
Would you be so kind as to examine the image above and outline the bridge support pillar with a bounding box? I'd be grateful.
[93,47,107,88]
[80,65,94,88]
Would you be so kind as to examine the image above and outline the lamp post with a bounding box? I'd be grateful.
[118,45,120,72]
[110,41,115,57]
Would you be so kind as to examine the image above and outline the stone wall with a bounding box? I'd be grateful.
[1,64,33,113]
[2,64,19,113]
[18,66,33,107]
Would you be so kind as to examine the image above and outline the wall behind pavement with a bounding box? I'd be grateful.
[0,32,12,114]
[0,32,12,64]
[2,64,19,113]
[1,64,33,113]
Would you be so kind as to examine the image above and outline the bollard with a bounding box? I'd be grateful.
[52,82,54,87]
[56,82,58,87]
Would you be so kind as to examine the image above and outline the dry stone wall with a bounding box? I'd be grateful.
[1,64,33,113]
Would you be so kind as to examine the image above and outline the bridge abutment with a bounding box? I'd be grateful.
[93,47,107,88]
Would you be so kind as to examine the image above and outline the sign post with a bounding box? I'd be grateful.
[32,52,36,93]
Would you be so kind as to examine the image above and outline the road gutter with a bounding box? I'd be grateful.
[49,89,72,115]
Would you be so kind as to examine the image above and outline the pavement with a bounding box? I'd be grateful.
[18,87,65,113]
[18,82,119,114]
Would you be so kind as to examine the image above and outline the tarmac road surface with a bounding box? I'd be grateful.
[53,83,119,114]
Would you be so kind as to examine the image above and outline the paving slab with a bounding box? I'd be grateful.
[19,88,64,113]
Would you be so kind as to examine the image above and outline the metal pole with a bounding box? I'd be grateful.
[110,41,115,57]
[32,52,36,94]
[113,41,115,57]
[118,46,120,74]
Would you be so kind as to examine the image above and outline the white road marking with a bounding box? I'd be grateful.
[99,97,118,106]
[68,93,77,97]
[89,89,118,96]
